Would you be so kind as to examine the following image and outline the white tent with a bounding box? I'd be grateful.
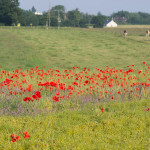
[105,19,117,27]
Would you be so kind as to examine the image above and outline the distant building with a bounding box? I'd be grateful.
[104,19,117,27]
[34,12,43,15]
[113,17,127,24]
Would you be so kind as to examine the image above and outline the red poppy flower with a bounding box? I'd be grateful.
[23,131,28,135]
[10,134,15,139]
[35,91,41,99]
[24,134,30,139]
[10,134,20,142]
[16,136,20,141]
[23,131,30,139]
[12,138,16,142]
[84,80,88,84]
[52,96,59,102]
[55,92,60,96]
[23,97,32,102]
[32,95,37,99]
[117,91,121,94]
[101,108,105,113]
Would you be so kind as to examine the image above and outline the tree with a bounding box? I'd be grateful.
[31,6,36,14]
[111,11,150,24]
[38,12,48,26]
[67,9,81,27]
[20,10,39,26]
[111,11,129,24]
[0,0,22,25]
[51,5,65,22]
[50,17,58,26]
[63,20,74,26]
[111,10,130,18]
[91,13,105,28]
[79,13,94,27]
[79,18,88,27]
[127,13,141,24]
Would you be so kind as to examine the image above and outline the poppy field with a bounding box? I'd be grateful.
[0,27,150,149]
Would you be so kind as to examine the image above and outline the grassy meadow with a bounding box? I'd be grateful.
[0,26,150,150]
[0,26,150,70]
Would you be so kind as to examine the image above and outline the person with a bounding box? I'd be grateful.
[123,30,127,38]
[146,30,149,37]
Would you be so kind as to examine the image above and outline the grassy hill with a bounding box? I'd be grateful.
[0,26,150,70]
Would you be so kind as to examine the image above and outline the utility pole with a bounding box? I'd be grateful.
[57,10,61,30]
[48,1,51,27]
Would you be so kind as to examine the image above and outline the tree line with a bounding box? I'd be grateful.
[0,1,105,27]
[1,0,150,27]
[111,11,150,25]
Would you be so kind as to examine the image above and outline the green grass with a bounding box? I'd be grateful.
[0,26,150,70]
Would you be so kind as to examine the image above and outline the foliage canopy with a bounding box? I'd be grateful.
[0,0,22,25]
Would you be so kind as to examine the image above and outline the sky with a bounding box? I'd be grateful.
[19,0,150,16]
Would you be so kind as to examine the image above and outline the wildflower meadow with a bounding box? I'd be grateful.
[0,27,150,150]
